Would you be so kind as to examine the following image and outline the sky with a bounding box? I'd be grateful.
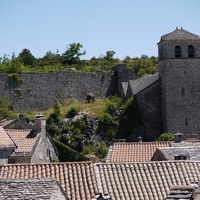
[1,0,200,60]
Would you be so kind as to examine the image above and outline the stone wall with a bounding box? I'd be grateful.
[135,80,163,140]
[0,70,116,112]
[159,58,200,134]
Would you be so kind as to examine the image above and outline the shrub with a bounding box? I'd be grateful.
[82,142,108,159]
[15,87,22,94]
[8,73,23,83]
[66,107,78,118]
[156,133,174,141]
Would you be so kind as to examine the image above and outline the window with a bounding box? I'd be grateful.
[159,47,164,60]
[47,149,51,158]
[188,45,194,57]
[185,118,188,126]
[175,46,181,57]
[181,87,185,97]
[174,155,187,160]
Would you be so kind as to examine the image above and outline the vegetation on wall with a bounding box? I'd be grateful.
[0,98,17,120]
[0,43,158,75]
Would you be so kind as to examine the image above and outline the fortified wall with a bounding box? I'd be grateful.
[0,71,117,112]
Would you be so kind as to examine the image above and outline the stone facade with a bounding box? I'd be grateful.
[158,28,200,134]
[0,71,116,112]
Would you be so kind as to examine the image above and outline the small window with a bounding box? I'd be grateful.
[159,47,163,60]
[181,87,185,97]
[185,118,188,126]
[47,149,51,158]
[175,46,181,57]
[188,45,194,57]
[175,155,187,160]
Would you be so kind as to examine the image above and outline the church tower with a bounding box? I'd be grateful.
[158,28,200,134]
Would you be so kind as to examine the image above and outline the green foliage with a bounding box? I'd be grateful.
[8,73,23,83]
[66,107,78,118]
[14,87,22,94]
[105,96,123,115]
[53,139,88,162]
[17,48,37,67]
[104,51,115,61]
[82,142,108,159]
[0,98,17,120]
[156,133,175,141]
[123,55,158,75]
[118,96,142,138]
[62,43,86,65]
[53,101,61,117]
[98,113,118,138]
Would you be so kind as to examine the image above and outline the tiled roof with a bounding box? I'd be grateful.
[0,119,15,128]
[160,28,200,41]
[0,162,98,200]
[0,178,67,200]
[0,126,15,149]
[95,161,200,200]
[108,141,171,162]
[5,129,40,156]
[128,72,159,96]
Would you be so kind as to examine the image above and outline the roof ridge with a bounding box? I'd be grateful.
[0,161,93,167]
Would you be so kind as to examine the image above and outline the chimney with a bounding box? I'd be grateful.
[19,113,26,124]
[34,114,46,133]
[174,132,184,143]
[138,136,142,142]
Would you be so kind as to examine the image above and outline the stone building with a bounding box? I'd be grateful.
[0,114,58,164]
[114,28,200,139]
[158,27,200,134]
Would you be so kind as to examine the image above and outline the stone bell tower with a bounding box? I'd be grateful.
[158,28,200,134]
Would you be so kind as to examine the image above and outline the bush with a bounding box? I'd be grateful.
[156,133,174,141]
[82,142,108,159]
[66,107,78,118]
[8,73,23,83]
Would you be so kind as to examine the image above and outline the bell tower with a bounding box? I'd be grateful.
[158,28,200,134]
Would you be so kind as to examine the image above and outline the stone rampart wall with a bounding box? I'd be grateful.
[0,71,116,112]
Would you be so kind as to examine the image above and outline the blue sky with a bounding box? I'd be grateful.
[1,0,200,60]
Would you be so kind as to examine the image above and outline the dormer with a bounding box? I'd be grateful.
[158,28,200,60]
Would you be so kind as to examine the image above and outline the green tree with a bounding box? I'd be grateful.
[62,43,86,65]
[18,48,36,67]
[104,51,115,61]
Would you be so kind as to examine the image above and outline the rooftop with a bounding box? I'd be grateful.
[108,141,171,162]
[159,28,200,42]
[0,161,98,200]
[0,126,15,149]
[0,178,67,200]
[128,72,159,96]
[5,129,40,156]
[95,161,200,200]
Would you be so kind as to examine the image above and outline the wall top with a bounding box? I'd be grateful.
[158,28,200,44]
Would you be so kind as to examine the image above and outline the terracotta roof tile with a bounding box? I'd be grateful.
[0,126,15,149]
[0,162,98,200]
[108,141,171,162]
[95,161,200,200]
[5,129,39,154]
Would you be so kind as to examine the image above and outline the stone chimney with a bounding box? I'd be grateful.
[138,136,142,142]
[34,114,46,134]
[174,132,184,143]
[19,113,26,124]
